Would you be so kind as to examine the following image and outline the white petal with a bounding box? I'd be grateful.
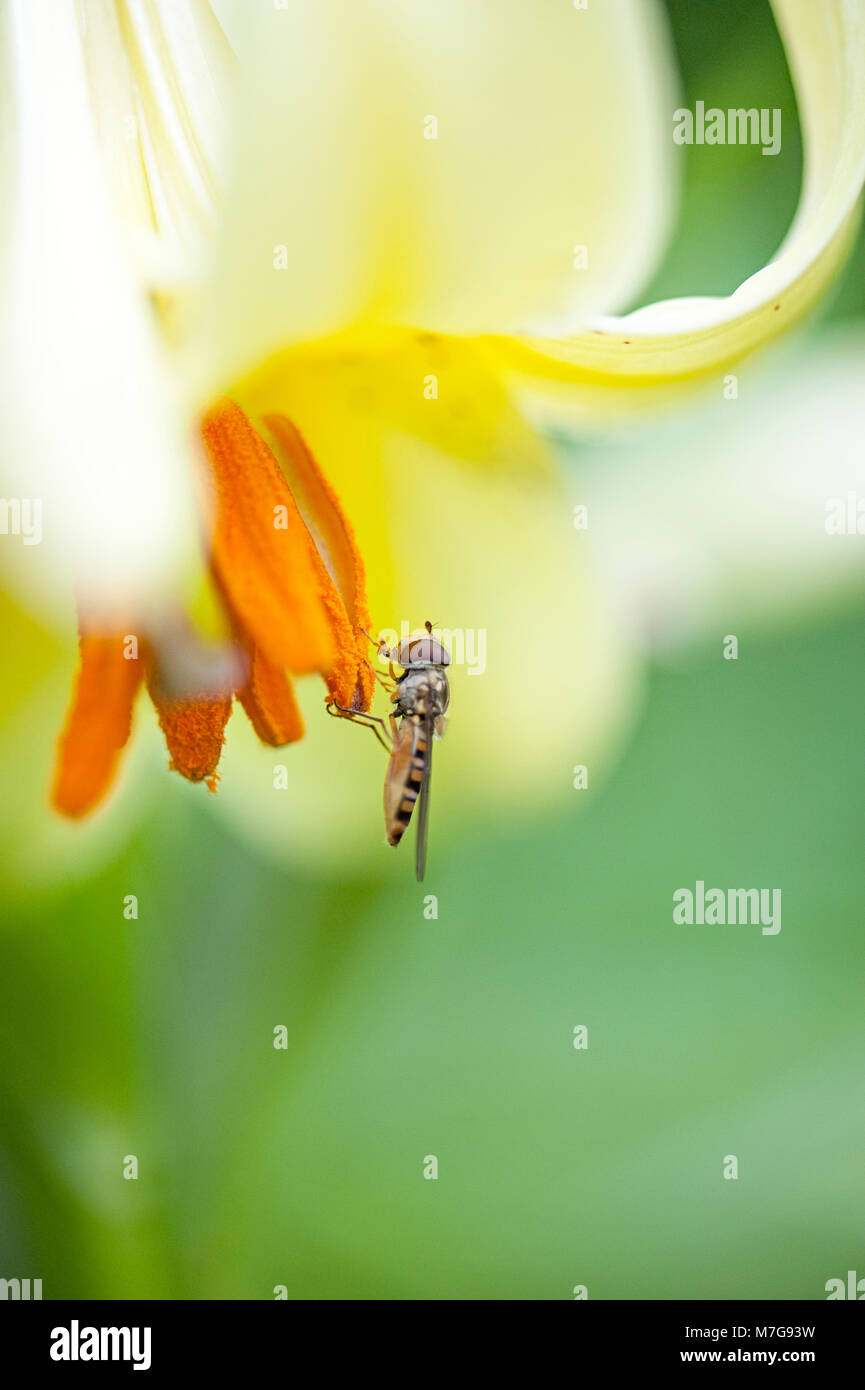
[579,327,865,653]
[80,0,233,291]
[198,0,678,394]
[0,0,197,618]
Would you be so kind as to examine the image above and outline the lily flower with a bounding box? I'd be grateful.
[1,0,864,867]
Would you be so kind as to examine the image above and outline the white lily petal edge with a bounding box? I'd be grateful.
[504,0,865,386]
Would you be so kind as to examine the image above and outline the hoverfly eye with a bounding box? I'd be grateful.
[426,639,450,666]
[397,635,451,666]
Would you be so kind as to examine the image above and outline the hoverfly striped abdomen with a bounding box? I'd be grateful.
[385,713,429,846]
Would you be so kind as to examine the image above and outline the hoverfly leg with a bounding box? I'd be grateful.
[325,699,393,754]
[361,656,397,694]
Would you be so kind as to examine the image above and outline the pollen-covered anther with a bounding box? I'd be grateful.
[236,641,305,746]
[200,399,337,677]
[263,412,376,713]
[51,633,143,817]
[145,676,232,784]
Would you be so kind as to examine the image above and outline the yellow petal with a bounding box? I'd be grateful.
[228,329,558,618]
[196,0,678,394]
[495,0,865,423]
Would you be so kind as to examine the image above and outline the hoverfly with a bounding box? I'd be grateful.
[326,621,450,881]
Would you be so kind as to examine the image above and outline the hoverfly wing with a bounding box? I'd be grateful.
[414,713,435,883]
[384,719,418,847]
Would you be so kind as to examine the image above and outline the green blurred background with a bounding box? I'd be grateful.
[2,0,864,1300]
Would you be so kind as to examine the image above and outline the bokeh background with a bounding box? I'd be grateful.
[2,0,864,1299]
